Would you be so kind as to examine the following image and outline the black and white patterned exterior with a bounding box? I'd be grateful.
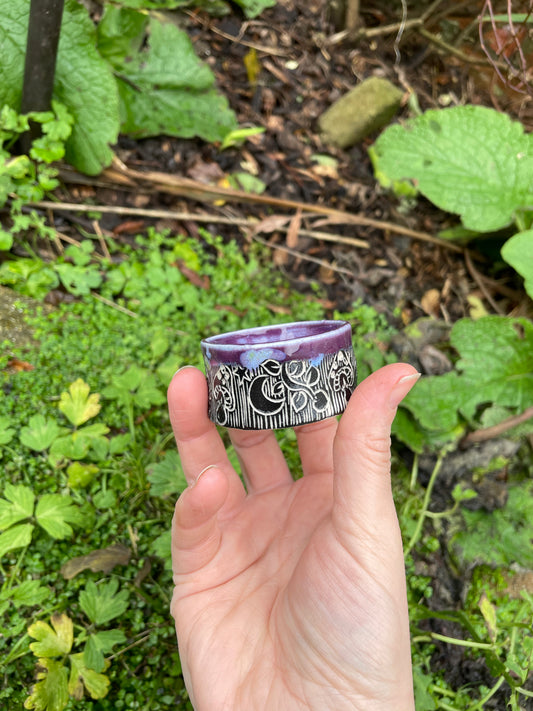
[205,348,356,430]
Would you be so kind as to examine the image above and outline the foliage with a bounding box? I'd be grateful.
[0,232,328,709]
[0,0,274,179]
[0,103,72,250]
[394,316,533,453]
[97,7,237,142]
[369,105,533,295]
[453,482,533,568]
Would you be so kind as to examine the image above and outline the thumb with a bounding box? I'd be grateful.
[332,363,420,554]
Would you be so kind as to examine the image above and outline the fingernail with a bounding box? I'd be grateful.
[389,372,421,409]
[173,364,196,378]
[192,464,217,487]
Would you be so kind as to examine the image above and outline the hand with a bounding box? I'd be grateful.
[168,363,419,711]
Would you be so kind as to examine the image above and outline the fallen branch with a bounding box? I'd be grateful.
[53,158,463,253]
[462,406,533,445]
[252,235,354,277]
[30,200,370,250]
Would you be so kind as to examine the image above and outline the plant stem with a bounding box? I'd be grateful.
[469,676,505,710]
[20,0,65,150]
[404,452,444,556]
[430,632,494,650]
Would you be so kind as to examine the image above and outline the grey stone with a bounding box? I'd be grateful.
[318,76,403,148]
[0,285,51,350]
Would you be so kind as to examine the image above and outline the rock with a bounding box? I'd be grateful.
[0,285,51,350]
[318,76,403,148]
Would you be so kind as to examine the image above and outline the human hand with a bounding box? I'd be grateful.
[168,362,419,711]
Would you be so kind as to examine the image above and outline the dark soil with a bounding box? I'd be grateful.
[11,0,533,705]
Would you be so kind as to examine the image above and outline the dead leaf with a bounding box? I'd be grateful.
[134,558,152,587]
[244,47,262,86]
[421,288,441,317]
[60,544,131,579]
[286,209,302,249]
[251,214,291,236]
[113,220,146,235]
[7,358,34,372]
[175,260,210,290]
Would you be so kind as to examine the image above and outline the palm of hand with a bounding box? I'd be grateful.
[169,365,417,711]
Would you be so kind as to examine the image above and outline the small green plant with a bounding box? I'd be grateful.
[24,579,129,710]
[370,105,533,299]
[0,103,72,250]
[0,482,85,558]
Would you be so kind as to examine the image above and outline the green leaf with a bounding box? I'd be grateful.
[233,0,276,18]
[501,230,533,298]
[58,379,101,427]
[20,415,62,451]
[102,366,165,408]
[28,613,74,658]
[451,316,533,420]
[11,579,50,608]
[54,263,103,296]
[96,5,148,68]
[35,494,83,539]
[403,316,533,433]
[24,657,69,711]
[0,483,35,529]
[99,13,237,142]
[84,630,126,672]
[0,522,34,558]
[147,450,188,497]
[55,0,120,174]
[454,483,533,568]
[68,652,110,700]
[67,462,99,489]
[78,579,129,626]
[0,416,15,446]
[370,106,533,232]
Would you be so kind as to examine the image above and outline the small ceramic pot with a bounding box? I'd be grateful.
[201,320,356,430]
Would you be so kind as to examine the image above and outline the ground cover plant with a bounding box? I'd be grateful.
[1,0,533,709]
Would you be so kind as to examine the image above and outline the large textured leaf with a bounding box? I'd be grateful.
[0,0,119,176]
[98,12,237,141]
[0,483,35,529]
[0,0,28,110]
[28,614,74,658]
[370,106,533,232]
[24,658,69,711]
[454,483,533,568]
[55,0,119,174]
[402,316,533,433]
[501,230,533,299]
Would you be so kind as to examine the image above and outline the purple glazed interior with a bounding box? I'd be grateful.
[201,320,352,367]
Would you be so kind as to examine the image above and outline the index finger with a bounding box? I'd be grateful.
[167,368,245,505]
